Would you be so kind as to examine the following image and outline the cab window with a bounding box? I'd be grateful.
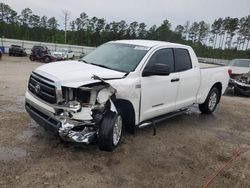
[145,48,174,73]
[174,48,192,72]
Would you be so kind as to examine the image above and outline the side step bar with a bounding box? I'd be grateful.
[138,108,188,129]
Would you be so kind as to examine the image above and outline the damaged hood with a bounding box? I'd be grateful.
[34,60,126,87]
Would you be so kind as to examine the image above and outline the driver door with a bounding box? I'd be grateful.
[140,48,179,122]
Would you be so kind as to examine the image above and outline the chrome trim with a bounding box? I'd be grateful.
[230,78,250,88]
[27,91,81,113]
[138,122,151,128]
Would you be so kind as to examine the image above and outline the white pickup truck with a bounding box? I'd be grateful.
[52,48,74,60]
[25,40,230,151]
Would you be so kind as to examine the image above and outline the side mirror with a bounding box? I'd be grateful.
[143,63,171,77]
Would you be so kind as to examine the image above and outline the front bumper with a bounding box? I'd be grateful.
[25,102,61,134]
[25,91,97,144]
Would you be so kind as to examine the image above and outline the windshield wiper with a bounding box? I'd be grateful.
[78,59,89,64]
[79,59,128,73]
[89,62,113,70]
[78,60,110,69]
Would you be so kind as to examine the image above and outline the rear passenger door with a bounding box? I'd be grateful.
[173,48,200,109]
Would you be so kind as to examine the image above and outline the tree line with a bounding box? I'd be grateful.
[0,2,250,59]
[175,17,250,50]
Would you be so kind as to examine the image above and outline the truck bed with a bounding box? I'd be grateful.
[199,61,225,69]
[196,61,229,104]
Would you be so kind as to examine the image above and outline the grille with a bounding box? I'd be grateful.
[28,73,57,104]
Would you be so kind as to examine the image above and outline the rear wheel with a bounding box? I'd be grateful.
[98,111,123,151]
[199,87,220,114]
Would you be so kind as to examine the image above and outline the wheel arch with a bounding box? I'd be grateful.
[212,82,222,103]
[114,99,136,134]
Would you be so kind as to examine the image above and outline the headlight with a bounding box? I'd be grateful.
[97,88,112,104]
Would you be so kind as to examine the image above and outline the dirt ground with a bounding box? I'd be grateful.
[0,55,250,188]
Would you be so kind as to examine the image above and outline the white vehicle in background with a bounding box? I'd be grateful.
[228,59,250,74]
[228,59,250,96]
[25,40,230,151]
[53,48,74,60]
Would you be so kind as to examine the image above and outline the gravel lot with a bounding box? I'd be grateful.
[0,55,250,188]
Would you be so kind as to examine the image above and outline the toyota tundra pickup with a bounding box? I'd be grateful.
[25,40,230,151]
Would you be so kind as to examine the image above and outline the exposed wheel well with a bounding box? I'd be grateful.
[212,82,222,103]
[114,99,136,134]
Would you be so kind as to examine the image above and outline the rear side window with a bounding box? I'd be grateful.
[146,48,174,73]
[174,48,192,72]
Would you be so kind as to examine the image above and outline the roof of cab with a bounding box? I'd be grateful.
[112,39,189,48]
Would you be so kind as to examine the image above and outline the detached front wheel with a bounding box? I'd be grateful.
[98,111,123,151]
[199,87,220,114]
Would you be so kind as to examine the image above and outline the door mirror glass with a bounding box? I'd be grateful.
[143,63,171,76]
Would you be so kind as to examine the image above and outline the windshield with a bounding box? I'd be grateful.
[81,43,150,72]
[229,59,250,67]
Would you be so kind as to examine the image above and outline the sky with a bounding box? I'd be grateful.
[2,0,250,29]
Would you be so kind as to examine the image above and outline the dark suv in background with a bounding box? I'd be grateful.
[9,45,27,56]
[29,45,56,63]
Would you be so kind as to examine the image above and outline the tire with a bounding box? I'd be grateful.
[199,87,220,114]
[98,111,123,151]
[29,55,35,61]
[44,56,50,63]
[9,53,12,56]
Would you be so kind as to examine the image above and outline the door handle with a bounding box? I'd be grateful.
[171,78,180,82]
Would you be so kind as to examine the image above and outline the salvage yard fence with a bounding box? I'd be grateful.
[0,38,230,64]
[0,38,96,56]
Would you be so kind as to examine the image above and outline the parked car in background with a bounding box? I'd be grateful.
[29,45,56,63]
[9,45,27,56]
[25,40,230,151]
[52,48,74,60]
[228,59,250,96]
[0,48,2,59]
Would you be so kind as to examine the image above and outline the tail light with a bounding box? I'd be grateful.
[228,69,232,77]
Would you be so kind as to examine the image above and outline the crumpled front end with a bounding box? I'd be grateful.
[25,72,117,144]
[229,72,250,96]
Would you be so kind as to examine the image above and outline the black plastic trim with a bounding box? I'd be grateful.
[25,103,61,134]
